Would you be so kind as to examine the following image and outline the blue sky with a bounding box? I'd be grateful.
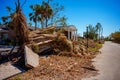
[0,0,120,37]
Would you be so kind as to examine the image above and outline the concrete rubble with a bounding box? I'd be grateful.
[24,46,39,68]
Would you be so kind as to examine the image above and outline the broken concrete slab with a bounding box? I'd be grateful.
[0,62,23,80]
[24,46,39,68]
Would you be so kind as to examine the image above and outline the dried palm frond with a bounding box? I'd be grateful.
[12,0,29,45]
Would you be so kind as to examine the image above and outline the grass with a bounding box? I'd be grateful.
[97,43,102,49]
[31,43,39,53]
[88,43,102,52]
[88,47,98,51]
[15,77,22,80]
[97,43,102,47]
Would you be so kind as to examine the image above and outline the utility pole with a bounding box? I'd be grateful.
[86,26,89,48]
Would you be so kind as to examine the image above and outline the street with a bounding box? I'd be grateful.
[83,41,120,80]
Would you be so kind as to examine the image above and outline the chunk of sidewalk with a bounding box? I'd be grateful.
[24,46,39,68]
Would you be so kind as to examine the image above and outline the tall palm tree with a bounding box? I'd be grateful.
[1,16,8,23]
[101,27,103,40]
[59,16,67,26]
[38,16,45,28]
[96,23,102,41]
[42,1,53,27]
[37,5,45,29]
[83,24,98,40]
[1,6,16,30]
[28,22,32,27]
[29,4,41,30]
[1,6,14,24]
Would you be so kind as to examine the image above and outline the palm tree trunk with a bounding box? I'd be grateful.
[12,0,29,55]
[35,21,37,30]
[99,29,100,42]
[46,18,48,28]
[35,16,37,30]
[41,20,44,28]
[51,15,54,25]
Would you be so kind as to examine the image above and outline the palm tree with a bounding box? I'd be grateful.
[101,27,103,40]
[1,6,14,24]
[1,0,29,55]
[1,16,8,23]
[12,0,29,45]
[59,16,67,26]
[84,24,98,40]
[37,5,45,29]
[1,6,15,30]
[38,16,45,28]
[29,4,41,30]
[28,22,32,27]
[96,23,102,41]
[42,1,53,27]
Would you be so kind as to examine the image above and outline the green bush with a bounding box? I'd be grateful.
[15,77,22,80]
[31,43,39,53]
[111,31,120,43]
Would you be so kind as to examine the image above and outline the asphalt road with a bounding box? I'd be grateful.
[83,41,120,80]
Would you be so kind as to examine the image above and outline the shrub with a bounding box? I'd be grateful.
[111,31,120,43]
[97,43,102,48]
[43,27,55,34]
[15,77,22,80]
[53,33,73,53]
[31,43,39,53]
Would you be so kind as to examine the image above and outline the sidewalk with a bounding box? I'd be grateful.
[0,62,23,80]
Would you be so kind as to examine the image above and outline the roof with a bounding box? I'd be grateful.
[0,25,6,28]
[56,25,77,31]
[67,25,77,31]
[0,25,9,33]
[0,28,8,33]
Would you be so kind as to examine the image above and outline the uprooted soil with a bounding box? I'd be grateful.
[7,52,98,80]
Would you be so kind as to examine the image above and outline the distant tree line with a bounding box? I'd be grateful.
[111,30,120,43]
[83,23,103,41]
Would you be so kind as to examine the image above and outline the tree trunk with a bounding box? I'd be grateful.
[51,17,53,25]
[35,16,37,30]
[41,20,44,29]
[13,0,29,44]
[35,21,37,30]
[46,18,48,28]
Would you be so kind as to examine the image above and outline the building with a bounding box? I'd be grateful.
[57,25,78,41]
[0,25,15,45]
[0,25,9,44]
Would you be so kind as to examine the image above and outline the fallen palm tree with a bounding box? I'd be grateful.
[6,0,38,68]
[12,0,29,46]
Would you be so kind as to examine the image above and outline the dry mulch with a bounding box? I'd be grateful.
[8,53,98,80]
